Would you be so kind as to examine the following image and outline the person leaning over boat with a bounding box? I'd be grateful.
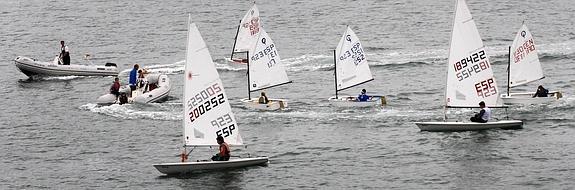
[59,41,70,65]
[533,85,549,97]
[470,101,491,123]
[211,136,230,161]
[258,92,269,104]
[110,77,121,99]
[357,89,369,101]
[129,64,139,91]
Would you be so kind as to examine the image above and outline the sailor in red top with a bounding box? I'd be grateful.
[110,77,121,98]
[212,136,230,161]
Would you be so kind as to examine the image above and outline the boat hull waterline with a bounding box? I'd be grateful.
[328,96,386,107]
[415,120,523,132]
[500,91,562,105]
[153,157,269,175]
[241,98,287,110]
[14,56,118,77]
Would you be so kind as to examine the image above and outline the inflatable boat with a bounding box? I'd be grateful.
[96,74,171,105]
[14,56,118,77]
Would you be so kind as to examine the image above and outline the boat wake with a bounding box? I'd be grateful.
[79,103,181,121]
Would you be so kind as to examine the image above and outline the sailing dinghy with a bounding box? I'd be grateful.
[328,26,386,107]
[153,19,268,175]
[500,23,562,105]
[240,28,292,111]
[414,0,522,132]
[230,3,261,64]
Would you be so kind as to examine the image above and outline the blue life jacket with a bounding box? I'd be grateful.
[129,69,138,86]
[358,94,369,101]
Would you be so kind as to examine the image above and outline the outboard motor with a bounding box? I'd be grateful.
[105,62,117,67]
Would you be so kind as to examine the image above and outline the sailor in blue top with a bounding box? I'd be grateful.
[129,64,139,91]
[357,89,369,101]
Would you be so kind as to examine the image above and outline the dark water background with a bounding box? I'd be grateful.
[1,0,574,189]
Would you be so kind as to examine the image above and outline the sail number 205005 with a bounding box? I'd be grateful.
[188,83,226,122]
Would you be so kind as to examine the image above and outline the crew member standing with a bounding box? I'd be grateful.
[59,41,70,65]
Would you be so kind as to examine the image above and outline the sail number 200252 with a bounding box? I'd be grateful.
[188,83,226,123]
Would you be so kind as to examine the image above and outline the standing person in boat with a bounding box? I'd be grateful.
[258,92,269,104]
[110,77,121,100]
[357,89,369,101]
[533,85,549,97]
[137,69,149,92]
[211,136,230,161]
[129,64,139,92]
[59,41,70,65]
[470,101,491,123]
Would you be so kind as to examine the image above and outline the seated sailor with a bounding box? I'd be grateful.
[258,92,269,104]
[211,136,230,161]
[357,89,369,102]
[533,85,549,97]
[470,101,491,123]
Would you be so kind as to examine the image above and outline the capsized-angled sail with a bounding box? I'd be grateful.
[445,0,500,107]
[335,26,372,91]
[233,4,261,53]
[248,28,290,91]
[509,23,544,87]
[184,21,243,147]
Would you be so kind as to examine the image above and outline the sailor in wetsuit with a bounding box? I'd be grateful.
[470,101,491,123]
[357,89,369,101]
[258,92,269,104]
[533,85,549,97]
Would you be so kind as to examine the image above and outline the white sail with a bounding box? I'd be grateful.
[184,20,243,147]
[509,23,544,87]
[445,0,500,107]
[248,28,290,91]
[233,4,261,53]
[335,26,373,91]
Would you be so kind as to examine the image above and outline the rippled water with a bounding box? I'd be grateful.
[1,0,575,189]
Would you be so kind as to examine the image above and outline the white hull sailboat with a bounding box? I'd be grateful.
[500,23,563,105]
[154,157,269,175]
[328,26,386,107]
[241,28,292,111]
[415,0,522,132]
[14,56,118,77]
[153,18,268,175]
[96,74,171,105]
[230,3,260,64]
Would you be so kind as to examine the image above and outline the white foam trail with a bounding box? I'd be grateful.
[79,103,181,121]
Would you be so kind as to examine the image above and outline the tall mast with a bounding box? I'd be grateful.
[230,20,241,60]
[247,51,251,100]
[507,46,511,96]
[333,49,338,99]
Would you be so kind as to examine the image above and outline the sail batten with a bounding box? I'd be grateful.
[184,20,243,147]
[508,23,544,88]
[335,26,373,91]
[445,0,501,107]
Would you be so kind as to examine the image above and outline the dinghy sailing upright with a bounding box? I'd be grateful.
[500,22,563,105]
[240,28,292,110]
[230,3,261,64]
[414,0,522,132]
[153,19,268,175]
[328,26,386,107]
